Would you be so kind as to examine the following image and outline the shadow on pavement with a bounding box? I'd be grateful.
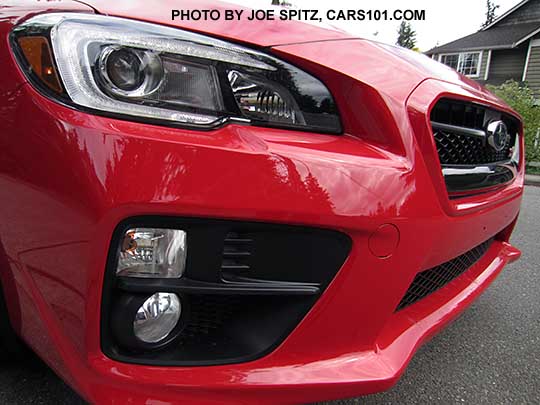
[0,350,85,404]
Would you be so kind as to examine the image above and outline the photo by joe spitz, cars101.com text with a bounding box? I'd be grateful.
[1,0,535,404]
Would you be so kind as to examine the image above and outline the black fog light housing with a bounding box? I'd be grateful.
[101,217,351,366]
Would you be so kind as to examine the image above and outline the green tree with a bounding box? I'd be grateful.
[487,80,540,163]
[396,22,416,49]
[481,0,500,28]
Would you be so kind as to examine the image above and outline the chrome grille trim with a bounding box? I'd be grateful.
[431,121,486,140]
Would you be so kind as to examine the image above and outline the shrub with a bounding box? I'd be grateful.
[486,80,540,163]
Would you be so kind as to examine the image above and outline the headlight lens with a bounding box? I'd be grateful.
[98,46,164,95]
[12,13,341,133]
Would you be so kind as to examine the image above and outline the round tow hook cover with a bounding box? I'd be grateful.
[368,224,400,258]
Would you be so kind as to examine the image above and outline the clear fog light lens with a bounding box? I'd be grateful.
[117,228,187,278]
[134,292,181,343]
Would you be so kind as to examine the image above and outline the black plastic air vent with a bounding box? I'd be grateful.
[221,231,253,277]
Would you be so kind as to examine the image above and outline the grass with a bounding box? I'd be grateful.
[526,165,540,175]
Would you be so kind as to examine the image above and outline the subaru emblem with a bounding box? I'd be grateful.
[486,121,509,152]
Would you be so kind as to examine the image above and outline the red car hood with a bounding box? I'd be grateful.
[74,0,353,46]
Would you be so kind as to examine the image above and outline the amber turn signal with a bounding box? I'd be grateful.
[17,36,62,93]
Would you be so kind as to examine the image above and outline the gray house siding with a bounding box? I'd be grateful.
[476,51,489,82]
[486,46,529,85]
[525,41,540,96]
[479,52,489,80]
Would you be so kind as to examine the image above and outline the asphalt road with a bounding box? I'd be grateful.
[1,186,539,405]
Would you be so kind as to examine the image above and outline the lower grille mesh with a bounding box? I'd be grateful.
[178,295,240,345]
[396,238,494,311]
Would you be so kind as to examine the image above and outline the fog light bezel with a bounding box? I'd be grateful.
[101,216,352,366]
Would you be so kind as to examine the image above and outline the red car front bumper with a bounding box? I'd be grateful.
[87,241,520,404]
[0,10,524,404]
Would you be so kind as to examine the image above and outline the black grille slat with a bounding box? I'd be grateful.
[224,238,253,244]
[222,251,251,257]
[221,263,250,270]
[396,238,493,311]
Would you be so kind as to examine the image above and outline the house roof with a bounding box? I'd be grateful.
[482,0,530,30]
[427,21,540,54]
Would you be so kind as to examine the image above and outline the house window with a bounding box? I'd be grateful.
[440,52,481,77]
[440,54,459,70]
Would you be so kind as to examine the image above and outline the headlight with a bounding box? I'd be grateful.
[11,13,341,133]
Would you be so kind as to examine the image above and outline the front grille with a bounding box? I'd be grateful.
[396,238,494,311]
[429,99,520,195]
[430,99,517,166]
[434,130,512,165]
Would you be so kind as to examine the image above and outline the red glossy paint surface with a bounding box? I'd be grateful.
[75,0,355,47]
[0,2,524,404]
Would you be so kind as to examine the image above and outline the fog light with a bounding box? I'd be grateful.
[117,228,187,278]
[134,292,181,344]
